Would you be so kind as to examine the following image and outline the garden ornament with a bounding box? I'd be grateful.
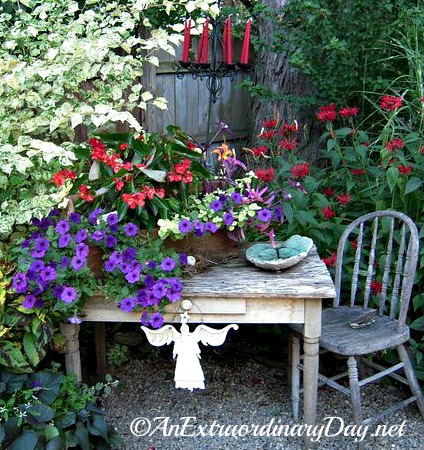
[141,312,238,391]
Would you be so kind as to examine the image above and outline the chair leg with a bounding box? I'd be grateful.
[347,355,363,425]
[290,333,301,421]
[397,344,424,415]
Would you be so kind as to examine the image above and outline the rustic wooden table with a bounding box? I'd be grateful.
[61,247,335,431]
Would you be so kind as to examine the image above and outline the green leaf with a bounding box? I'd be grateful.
[88,414,108,439]
[410,316,424,331]
[140,168,167,182]
[75,423,90,450]
[385,166,399,193]
[46,436,66,450]
[43,424,60,441]
[404,177,422,195]
[23,333,40,367]
[26,404,55,427]
[9,430,38,450]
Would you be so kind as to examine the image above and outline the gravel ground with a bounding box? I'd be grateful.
[103,325,424,450]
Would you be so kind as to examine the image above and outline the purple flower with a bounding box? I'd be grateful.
[67,314,82,324]
[124,222,138,237]
[119,297,136,313]
[178,219,192,234]
[21,239,30,249]
[257,208,272,223]
[91,230,105,242]
[210,199,223,212]
[167,288,182,303]
[12,273,28,293]
[75,229,88,243]
[56,220,70,235]
[109,223,119,233]
[39,266,57,282]
[104,234,117,248]
[71,255,86,271]
[125,269,141,284]
[104,258,118,272]
[161,257,176,272]
[29,260,45,272]
[58,233,71,248]
[223,212,235,226]
[53,285,64,299]
[231,192,243,204]
[152,281,167,299]
[179,253,188,265]
[76,243,89,258]
[107,213,119,226]
[34,238,50,253]
[150,312,164,329]
[23,294,37,309]
[140,311,150,326]
[60,256,70,269]
[168,277,183,291]
[109,250,122,265]
[119,261,132,274]
[147,260,157,269]
[60,287,78,303]
[88,208,103,225]
[144,274,155,287]
[204,222,219,233]
[69,212,81,224]
[122,247,137,262]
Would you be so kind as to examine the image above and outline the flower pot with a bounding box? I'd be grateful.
[87,245,105,279]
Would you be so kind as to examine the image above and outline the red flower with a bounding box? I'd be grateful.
[385,137,404,151]
[251,145,268,157]
[279,138,297,151]
[351,240,358,251]
[323,187,335,197]
[335,193,351,207]
[258,130,275,140]
[114,178,124,191]
[380,95,403,111]
[186,141,197,151]
[338,106,359,117]
[122,192,146,209]
[279,122,298,136]
[291,163,310,179]
[350,168,366,176]
[120,143,128,150]
[398,165,412,175]
[79,185,94,202]
[323,252,337,267]
[316,103,336,122]
[52,169,76,186]
[255,168,275,182]
[321,206,336,219]
[371,280,383,295]
[262,119,278,128]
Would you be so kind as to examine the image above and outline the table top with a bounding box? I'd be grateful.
[182,247,336,299]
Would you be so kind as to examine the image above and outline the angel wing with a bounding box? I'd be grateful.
[192,324,239,347]
[141,324,180,347]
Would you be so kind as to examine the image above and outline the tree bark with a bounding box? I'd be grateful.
[250,0,320,162]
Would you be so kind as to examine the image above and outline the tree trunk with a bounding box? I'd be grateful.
[250,0,321,162]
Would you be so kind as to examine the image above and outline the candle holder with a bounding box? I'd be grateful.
[174,15,253,103]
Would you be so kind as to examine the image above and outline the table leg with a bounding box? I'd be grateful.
[60,323,82,382]
[94,322,107,380]
[302,299,322,446]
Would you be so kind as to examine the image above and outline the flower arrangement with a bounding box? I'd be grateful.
[66,126,211,230]
[9,207,188,328]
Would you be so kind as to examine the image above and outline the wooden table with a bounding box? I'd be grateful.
[61,247,335,429]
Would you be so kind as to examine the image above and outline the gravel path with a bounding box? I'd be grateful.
[104,325,424,450]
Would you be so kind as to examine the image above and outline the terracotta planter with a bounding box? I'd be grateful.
[87,245,105,279]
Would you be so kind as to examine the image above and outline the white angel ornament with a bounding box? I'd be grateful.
[141,312,238,391]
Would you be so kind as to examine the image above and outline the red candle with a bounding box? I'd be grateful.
[201,18,209,63]
[227,17,233,65]
[240,18,252,65]
[196,23,204,63]
[222,18,228,63]
[182,19,191,63]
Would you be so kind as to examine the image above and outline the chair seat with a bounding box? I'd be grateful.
[290,306,410,355]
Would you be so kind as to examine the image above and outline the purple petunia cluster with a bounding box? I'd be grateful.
[11,208,187,328]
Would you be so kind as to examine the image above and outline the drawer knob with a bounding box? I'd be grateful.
[181,300,193,311]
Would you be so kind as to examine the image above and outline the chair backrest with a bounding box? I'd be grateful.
[333,210,419,329]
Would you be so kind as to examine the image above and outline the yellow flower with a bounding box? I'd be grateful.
[212,144,234,161]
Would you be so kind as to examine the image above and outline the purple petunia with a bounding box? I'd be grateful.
[60,287,78,303]
[12,273,28,293]
[58,233,72,248]
[71,255,86,271]
[68,212,81,224]
[119,297,136,313]
[178,219,192,234]
[257,208,272,223]
[143,274,155,287]
[88,208,103,225]
[125,269,141,284]
[160,257,176,272]
[67,314,82,324]
[33,237,50,254]
[204,222,219,233]
[29,260,45,273]
[53,285,64,299]
[23,294,37,309]
[91,230,105,242]
[231,192,243,204]
[152,281,167,299]
[150,312,164,329]
[39,266,57,282]
[124,222,138,237]
[104,258,118,272]
[179,253,188,265]
[122,247,137,262]
[60,256,70,269]
[104,234,117,248]
[140,311,150,327]
[147,260,157,269]
[75,229,88,243]
[223,212,235,226]
[56,220,70,235]
[107,213,119,226]
[210,199,223,212]
[75,243,89,258]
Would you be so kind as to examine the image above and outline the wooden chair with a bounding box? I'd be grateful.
[289,210,424,428]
